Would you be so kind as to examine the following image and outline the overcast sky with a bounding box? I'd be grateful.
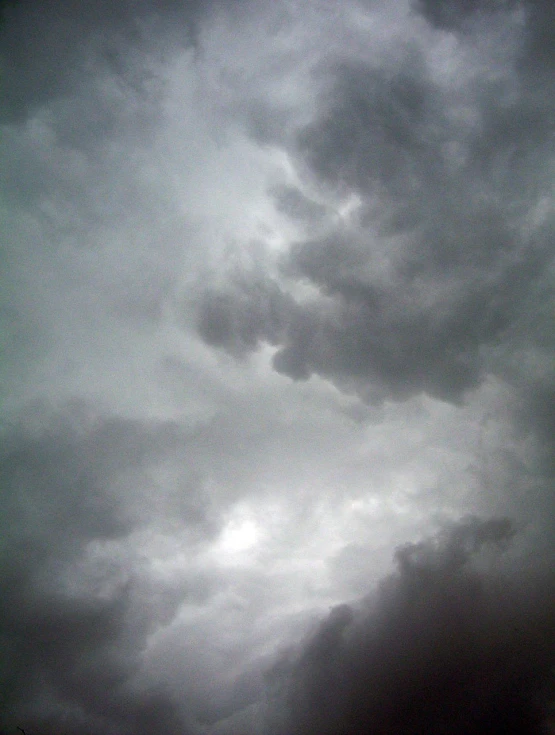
[1,0,554,733]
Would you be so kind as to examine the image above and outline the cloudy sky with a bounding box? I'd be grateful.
[1,0,554,733]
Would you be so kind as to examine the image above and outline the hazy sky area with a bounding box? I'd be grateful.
[1,0,554,733]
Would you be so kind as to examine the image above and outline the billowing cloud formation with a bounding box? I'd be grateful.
[266,517,555,735]
[2,0,554,734]
[197,0,554,404]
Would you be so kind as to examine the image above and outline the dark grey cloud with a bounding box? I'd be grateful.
[197,0,554,405]
[0,0,217,126]
[3,2,555,734]
[0,402,213,735]
[0,0,248,223]
[414,0,555,73]
[197,271,294,359]
[265,517,555,735]
[413,0,520,32]
[270,184,327,225]
[0,1,191,222]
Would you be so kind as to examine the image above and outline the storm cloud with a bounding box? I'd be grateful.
[266,517,555,735]
[197,0,554,404]
[0,403,212,734]
[1,0,554,734]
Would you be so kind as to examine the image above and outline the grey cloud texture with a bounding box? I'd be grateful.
[198,272,292,360]
[266,517,555,735]
[0,403,208,734]
[0,0,211,125]
[415,0,555,72]
[197,0,554,404]
[0,395,287,735]
[2,0,554,734]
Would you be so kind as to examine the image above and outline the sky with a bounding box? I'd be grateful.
[0,0,554,733]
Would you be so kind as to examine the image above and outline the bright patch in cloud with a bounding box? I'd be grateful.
[216,508,261,556]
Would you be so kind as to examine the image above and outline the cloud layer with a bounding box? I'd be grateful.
[1,0,553,733]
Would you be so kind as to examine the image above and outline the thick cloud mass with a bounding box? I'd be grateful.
[267,518,555,735]
[1,0,554,734]
[197,0,554,404]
